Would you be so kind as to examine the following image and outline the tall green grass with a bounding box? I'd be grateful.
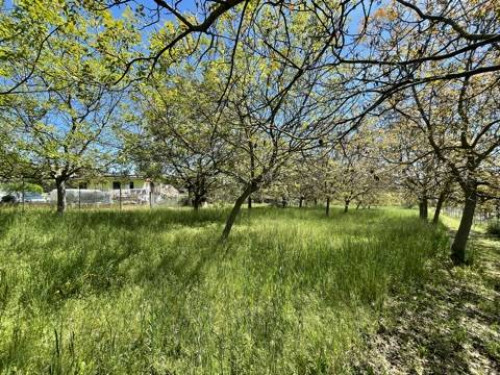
[0,207,448,374]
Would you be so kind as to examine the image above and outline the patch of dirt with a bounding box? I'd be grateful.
[351,231,500,374]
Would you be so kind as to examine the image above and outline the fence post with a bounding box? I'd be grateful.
[22,176,25,213]
[149,181,154,210]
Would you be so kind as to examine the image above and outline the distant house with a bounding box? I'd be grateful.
[74,174,179,197]
[49,174,181,205]
[75,175,147,191]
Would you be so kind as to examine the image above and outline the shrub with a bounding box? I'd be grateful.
[0,182,44,194]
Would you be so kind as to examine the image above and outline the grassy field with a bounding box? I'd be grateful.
[0,206,450,374]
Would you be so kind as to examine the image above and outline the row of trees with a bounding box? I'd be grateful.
[0,0,499,264]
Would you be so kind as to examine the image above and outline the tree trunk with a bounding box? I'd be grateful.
[248,195,252,209]
[299,196,303,208]
[55,178,67,215]
[419,197,428,220]
[344,200,350,213]
[433,181,450,224]
[451,190,477,265]
[221,183,257,241]
[326,197,330,216]
[193,197,201,211]
[433,192,446,224]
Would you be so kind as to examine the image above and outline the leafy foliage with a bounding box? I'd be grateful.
[0,182,43,194]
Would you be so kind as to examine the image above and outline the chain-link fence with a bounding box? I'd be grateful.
[443,204,499,225]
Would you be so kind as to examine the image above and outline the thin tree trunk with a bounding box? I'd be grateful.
[221,183,257,241]
[419,197,428,220]
[326,197,330,216]
[433,181,450,224]
[193,199,200,211]
[344,200,350,213]
[451,189,477,265]
[194,191,207,211]
[248,195,252,209]
[433,192,446,224]
[299,196,303,208]
[55,178,67,215]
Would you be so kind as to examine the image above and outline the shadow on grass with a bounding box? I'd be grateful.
[35,208,228,233]
[351,229,500,374]
[16,223,224,308]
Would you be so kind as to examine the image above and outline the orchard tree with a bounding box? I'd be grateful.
[332,130,383,213]
[0,1,67,180]
[306,151,338,215]
[137,4,364,240]
[126,63,230,210]
[394,70,500,264]
[381,118,454,222]
[4,4,138,213]
[217,56,343,238]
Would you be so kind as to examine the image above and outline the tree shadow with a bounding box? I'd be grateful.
[351,232,500,374]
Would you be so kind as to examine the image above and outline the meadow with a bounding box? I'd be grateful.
[0,206,450,374]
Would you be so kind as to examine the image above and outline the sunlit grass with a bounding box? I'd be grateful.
[0,206,448,374]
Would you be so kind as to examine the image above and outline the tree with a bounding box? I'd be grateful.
[394,71,500,264]
[381,117,453,221]
[303,151,338,215]
[132,4,363,239]
[217,48,339,238]
[333,132,383,213]
[3,4,137,213]
[126,65,229,210]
